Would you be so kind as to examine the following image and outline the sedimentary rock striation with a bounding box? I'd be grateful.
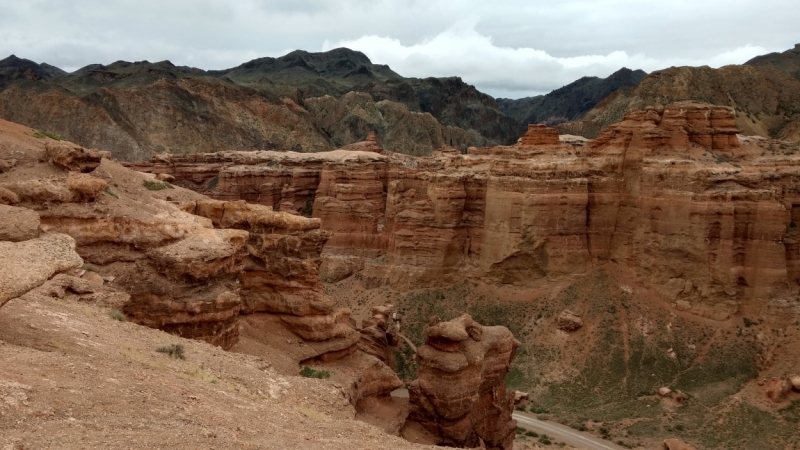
[135,101,800,324]
[0,119,362,359]
[401,314,519,449]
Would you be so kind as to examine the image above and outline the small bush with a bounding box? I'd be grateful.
[515,426,525,434]
[207,176,219,190]
[299,366,330,379]
[156,344,185,360]
[104,186,119,199]
[108,309,127,322]
[143,179,174,191]
[525,431,538,437]
[33,129,62,140]
[743,317,755,328]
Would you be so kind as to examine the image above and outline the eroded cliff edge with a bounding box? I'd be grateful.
[133,101,800,324]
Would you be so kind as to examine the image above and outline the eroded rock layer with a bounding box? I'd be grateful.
[0,119,362,357]
[133,101,800,323]
[401,314,519,449]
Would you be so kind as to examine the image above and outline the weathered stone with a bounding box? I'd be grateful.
[0,205,39,242]
[402,314,520,450]
[557,310,584,332]
[0,234,83,307]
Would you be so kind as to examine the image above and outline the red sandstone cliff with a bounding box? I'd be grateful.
[133,102,800,325]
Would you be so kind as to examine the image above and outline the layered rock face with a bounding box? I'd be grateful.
[0,119,366,357]
[134,101,800,324]
[401,315,519,449]
[175,199,361,362]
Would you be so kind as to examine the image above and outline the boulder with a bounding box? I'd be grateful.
[557,310,584,332]
[766,377,792,402]
[0,186,19,205]
[0,234,83,307]
[657,387,672,397]
[81,271,105,286]
[66,172,107,200]
[790,375,800,392]
[663,439,697,450]
[0,205,39,242]
[45,141,107,172]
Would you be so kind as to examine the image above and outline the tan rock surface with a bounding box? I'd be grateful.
[663,439,698,450]
[0,233,83,307]
[0,204,39,242]
[557,310,584,332]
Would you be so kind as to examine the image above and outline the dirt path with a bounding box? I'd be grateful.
[512,412,626,450]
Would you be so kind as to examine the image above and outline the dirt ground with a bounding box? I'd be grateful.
[0,290,433,450]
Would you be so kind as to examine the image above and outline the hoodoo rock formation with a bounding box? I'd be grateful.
[401,314,519,449]
[134,101,800,325]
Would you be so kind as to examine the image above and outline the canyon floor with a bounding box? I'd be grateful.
[326,267,800,450]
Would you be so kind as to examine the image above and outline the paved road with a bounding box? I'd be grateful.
[512,412,626,450]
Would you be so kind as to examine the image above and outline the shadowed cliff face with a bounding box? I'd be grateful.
[497,67,647,128]
[0,49,517,161]
[133,102,800,328]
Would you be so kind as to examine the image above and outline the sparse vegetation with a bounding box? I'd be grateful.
[108,309,127,322]
[104,186,119,199]
[299,366,331,379]
[143,179,174,191]
[207,176,219,190]
[32,129,63,140]
[156,344,185,360]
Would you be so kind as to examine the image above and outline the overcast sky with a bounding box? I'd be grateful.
[1,0,797,98]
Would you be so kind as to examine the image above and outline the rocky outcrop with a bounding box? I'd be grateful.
[358,305,400,364]
[0,204,39,241]
[177,199,361,361]
[663,439,698,450]
[556,310,584,332]
[132,101,800,325]
[766,377,793,402]
[401,315,519,450]
[0,124,365,353]
[0,234,83,307]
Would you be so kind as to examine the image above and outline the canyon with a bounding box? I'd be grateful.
[133,101,800,325]
[3,97,800,449]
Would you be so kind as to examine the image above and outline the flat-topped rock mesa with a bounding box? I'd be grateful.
[401,314,520,449]
[132,101,800,325]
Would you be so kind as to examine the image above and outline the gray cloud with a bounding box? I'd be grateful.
[1,0,797,97]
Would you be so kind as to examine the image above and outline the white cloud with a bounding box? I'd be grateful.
[0,0,795,98]
[324,23,773,98]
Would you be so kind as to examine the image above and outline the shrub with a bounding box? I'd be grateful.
[525,431,538,437]
[104,186,119,199]
[33,129,62,140]
[207,176,219,190]
[156,344,185,360]
[743,317,755,328]
[299,366,331,379]
[142,179,174,191]
[108,309,127,322]
[515,427,525,434]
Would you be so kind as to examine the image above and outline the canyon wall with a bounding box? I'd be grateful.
[131,101,800,323]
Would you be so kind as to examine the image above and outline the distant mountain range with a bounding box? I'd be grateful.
[0,49,522,160]
[1,44,797,161]
[496,67,647,128]
[564,44,800,141]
